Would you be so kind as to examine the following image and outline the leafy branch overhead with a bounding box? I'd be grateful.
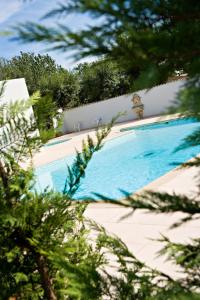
[15,0,200,89]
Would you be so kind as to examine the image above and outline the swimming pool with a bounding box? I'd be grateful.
[35,118,200,199]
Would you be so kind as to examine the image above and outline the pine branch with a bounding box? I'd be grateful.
[157,236,200,290]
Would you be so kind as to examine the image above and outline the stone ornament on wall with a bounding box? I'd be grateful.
[131,94,144,119]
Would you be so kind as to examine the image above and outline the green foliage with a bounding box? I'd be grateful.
[38,68,80,109]
[33,93,57,137]
[0,52,60,95]
[1,93,167,299]
[39,128,56,144]
[0,52,80,111]
[3,0,200,299]
[0,52,133,111]
[75,60,132,105]
[1,84,186,299]
[0,53,132,111]
[159,236,200,289]
[175,78,200,117]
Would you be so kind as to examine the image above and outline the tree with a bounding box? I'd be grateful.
[0,52,60,95]
[39,69,80,109]
[0,52,81,110]
[0,53,133,110]
[1,96,176,299]
[75,59,132,105]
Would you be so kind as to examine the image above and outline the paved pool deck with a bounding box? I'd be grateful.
[33,114,200,278]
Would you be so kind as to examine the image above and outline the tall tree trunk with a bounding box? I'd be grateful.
[36,254,57,300]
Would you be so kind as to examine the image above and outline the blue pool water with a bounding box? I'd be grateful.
[35,118,200,199]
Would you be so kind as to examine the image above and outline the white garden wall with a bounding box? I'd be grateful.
[63,79,186,133]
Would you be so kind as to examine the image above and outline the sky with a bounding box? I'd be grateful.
[0,0,95,68]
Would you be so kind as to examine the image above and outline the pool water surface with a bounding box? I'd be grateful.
[35,118,200,199]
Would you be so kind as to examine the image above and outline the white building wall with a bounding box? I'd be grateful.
[0,78,33,118]
[0,78,38,150]
[0,78,29,103]
[63,79,186,133]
